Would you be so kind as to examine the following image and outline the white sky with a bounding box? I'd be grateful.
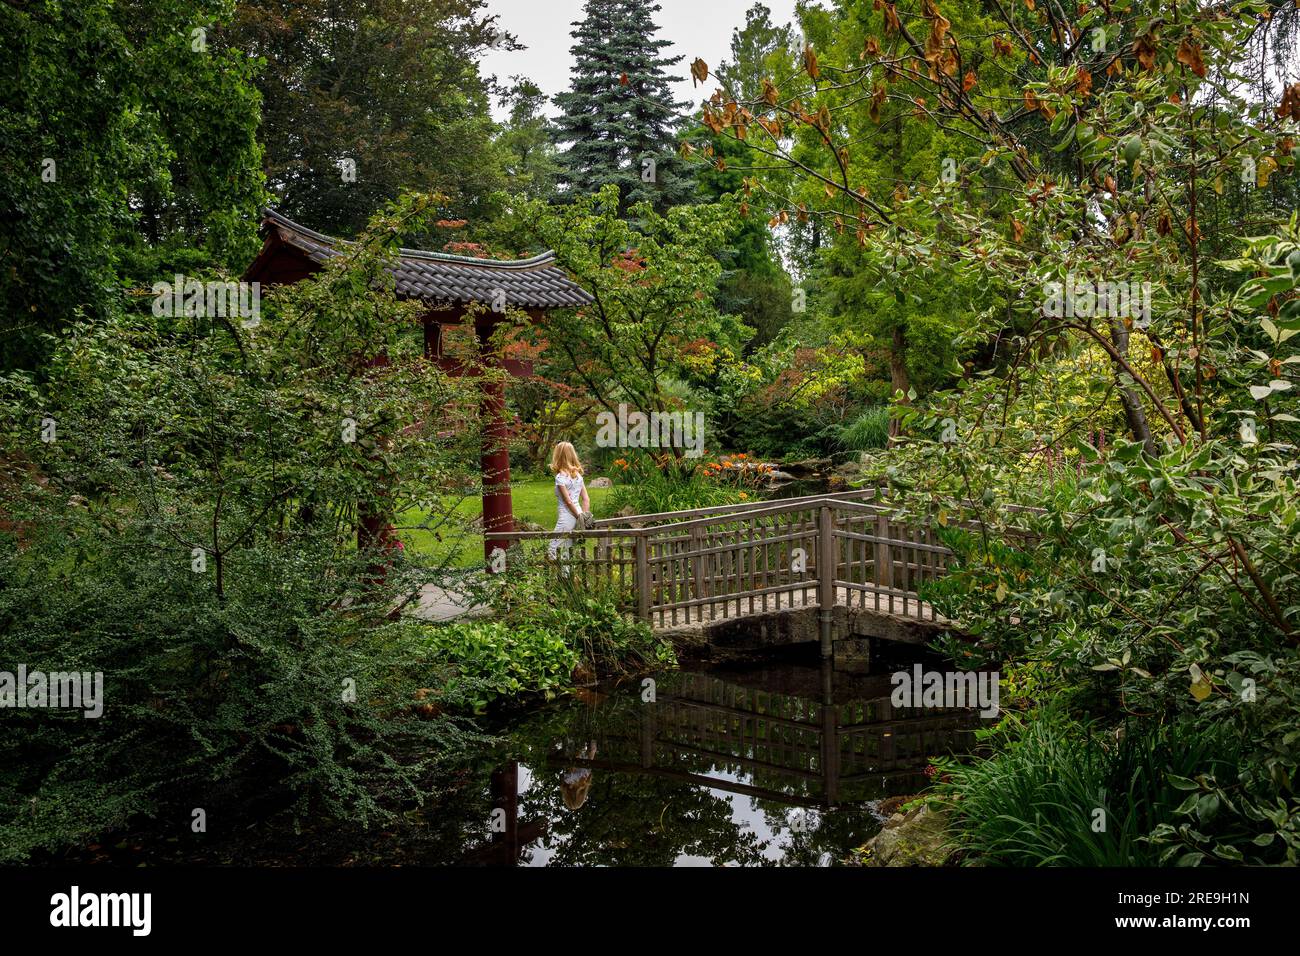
[479,0,801,120]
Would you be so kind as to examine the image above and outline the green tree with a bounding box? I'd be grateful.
[495,77,561,201]
[552,0,695,212]
[221,0,510,241]
[0,0,265,372]
[513,184,748,429]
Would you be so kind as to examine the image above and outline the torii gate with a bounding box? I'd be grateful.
[244,209,592,562]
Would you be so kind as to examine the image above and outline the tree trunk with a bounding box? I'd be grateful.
[1108,318,1156,455]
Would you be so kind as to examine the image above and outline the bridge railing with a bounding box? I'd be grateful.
[490,489,986,631]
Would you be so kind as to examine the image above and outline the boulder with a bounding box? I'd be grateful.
[782,457,833,477]
[589,476,613,488]
[860,803,956,867]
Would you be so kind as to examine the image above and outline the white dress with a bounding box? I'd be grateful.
[549,471,586,558]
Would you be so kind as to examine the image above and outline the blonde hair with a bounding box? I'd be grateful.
[549,441,583,476]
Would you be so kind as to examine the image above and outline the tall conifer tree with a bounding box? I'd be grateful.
[552,0,694,212]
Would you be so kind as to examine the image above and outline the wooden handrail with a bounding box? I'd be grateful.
[589,485,880,528]
[488,490,1032,633]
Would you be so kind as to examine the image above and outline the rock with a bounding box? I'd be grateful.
[782,457,833,477]
[517,519,546,533]
[860,804,956,867]
[589,476,612,488]
[764,469,796,483]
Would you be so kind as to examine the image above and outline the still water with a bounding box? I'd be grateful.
[448,645,984,866]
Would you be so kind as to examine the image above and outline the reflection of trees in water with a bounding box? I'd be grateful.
[516,771,771,867]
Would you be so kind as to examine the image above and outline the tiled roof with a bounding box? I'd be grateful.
[257,208,593,310]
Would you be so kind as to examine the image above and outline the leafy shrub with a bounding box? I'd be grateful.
[934,706,1246,866]
[427,563,674,712]
[0,506,486,864]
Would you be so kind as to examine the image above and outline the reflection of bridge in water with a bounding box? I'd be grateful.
[557,662,980,809]
[470,659,983,864]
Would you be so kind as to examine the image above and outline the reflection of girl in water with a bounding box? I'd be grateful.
[559,742,598,810]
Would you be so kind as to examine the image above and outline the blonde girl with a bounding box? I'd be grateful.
[548,442,591,560]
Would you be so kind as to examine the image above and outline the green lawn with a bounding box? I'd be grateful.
[398,476,611,566]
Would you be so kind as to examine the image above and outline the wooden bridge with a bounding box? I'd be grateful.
[493,488,970,658]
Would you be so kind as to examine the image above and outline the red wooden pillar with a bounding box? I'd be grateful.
[358,350,397,566]
[476,317,514,565]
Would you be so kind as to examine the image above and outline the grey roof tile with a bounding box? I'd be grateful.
[259,208,593,310]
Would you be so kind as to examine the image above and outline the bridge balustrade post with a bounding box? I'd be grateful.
[634,533,650,623]
[875,513,893,594]
[818,505,836,658]
[689,525,706,612]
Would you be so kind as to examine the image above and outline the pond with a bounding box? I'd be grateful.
[59,644,987,867]
[442,642,986,867]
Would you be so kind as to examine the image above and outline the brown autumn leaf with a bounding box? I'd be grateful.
[1024,88,1042,112]
[1104,173,1117,194]
[762,78,779,106]
[963,70,978,92]
[690,58,709,87]
[865,36,881,57]
[1075,68,1092,97]
[619,72,629,86]
[1010,217,1025,242]
[884,3,901,35]
[815,103,832,133]
[1277,82,1300,121]
[869,83,887,122]
[1176,39,1206,78]
[1134,32,1157,71]
[803,44,820,80]
[1157,212,1171,236]
[993,37,1013,57]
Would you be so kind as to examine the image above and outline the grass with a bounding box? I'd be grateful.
[838,406,891,452]
[397,476,611,567]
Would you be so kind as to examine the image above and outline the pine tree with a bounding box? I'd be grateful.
[552,0,694,212]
